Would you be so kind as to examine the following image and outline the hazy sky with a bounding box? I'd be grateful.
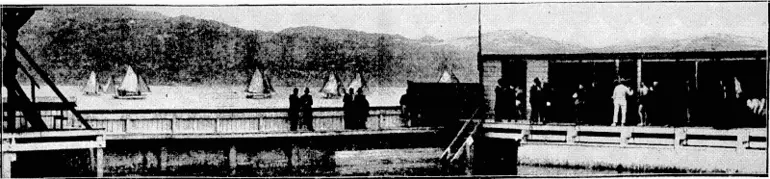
[131,2,767,48]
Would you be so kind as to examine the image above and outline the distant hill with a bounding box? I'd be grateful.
[10,7,765,87]
[442,30,589,54]
[13,7,478,86]
[594,33,767,53]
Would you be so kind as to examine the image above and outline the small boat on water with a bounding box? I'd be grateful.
[82,71,99,96]
[245,67,275,99]
[320,72,344,99]
[438,70,460,83]
[346,73,367,93]
[114,65,150,100]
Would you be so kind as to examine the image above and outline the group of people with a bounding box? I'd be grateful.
[495,76,766,128]
[288,87,370,131]
[343,88,370,130]
[288,88,315,131]
[494,79,525,122]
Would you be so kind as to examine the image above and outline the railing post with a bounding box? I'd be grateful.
[674,128,686,148]
[125,118,132,133]
[157,146,168,172]
[521,129,530,143]
[171,118,176,134]
[566,127,577,144]
[215,118,221,133]
[737,130,749,151]
[378,113,383,130]
[227,145,237,176]
[2,153,17,178]
[620,128,631,146]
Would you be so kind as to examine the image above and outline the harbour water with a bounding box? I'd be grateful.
[100,147,629,177]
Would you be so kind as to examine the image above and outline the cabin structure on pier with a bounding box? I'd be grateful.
[479,50,768,126]
[2,7,106,178]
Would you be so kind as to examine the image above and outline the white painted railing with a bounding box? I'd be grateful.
[483,123,767,150]
[78,107,407,135]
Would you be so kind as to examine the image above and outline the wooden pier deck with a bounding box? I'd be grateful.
[76,106,436,140]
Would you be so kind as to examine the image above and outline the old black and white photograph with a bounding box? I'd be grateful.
[1,1,768,177]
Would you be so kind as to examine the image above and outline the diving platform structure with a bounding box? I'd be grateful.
[2,7,106,178]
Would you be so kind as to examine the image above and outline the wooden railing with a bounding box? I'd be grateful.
[483,123,767,150]
[78,107,407,135]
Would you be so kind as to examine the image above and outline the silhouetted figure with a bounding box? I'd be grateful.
[573,84,588,124]
[514,86,525,120]
[611,79,634,126]
[647,81,659,126]
[495,79,509,122]
[529,78,545,124]
[354,88,370,129]
[288,88,300,131]
[343,88,355,129]
[399,88,411,127]
[301,87,314,131]
[637,82,650,126]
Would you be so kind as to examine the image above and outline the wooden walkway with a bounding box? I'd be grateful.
[75,107,437,140]
[482,121,767,150]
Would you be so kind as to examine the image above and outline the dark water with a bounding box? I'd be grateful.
[102,147,625,176]
[11,147,630,177]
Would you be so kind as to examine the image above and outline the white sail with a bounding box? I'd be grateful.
[246,68,269,94]
[82,71,98,94]
[117,66,150,93]
[118,66,139,92]
[321,73,341,95]
[347,73,365,92]
[438,70,460,83]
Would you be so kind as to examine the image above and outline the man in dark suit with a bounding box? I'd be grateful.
[301,87,314,131]
[288,88,300,131]
[530,78,545,124]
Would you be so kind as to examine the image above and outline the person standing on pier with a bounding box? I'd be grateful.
[343,88,355,129]
[529,78,545,124]
[611,79,634,126]
[573,84,587,125]
[301,87,315,131]
[354,88,370,129]
[637,82,650,126]
[399,88,411,127]
[495,79,510,122]
[289,88,301,131]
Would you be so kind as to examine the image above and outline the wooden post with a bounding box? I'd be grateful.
[566,127,577,144]
[520,129,530,143]
[95,148,104,177]
[215,118,221,133]
[125,118,131,133]
[620,129,631,146]
[142,150,153,171]
[674,128,686,148]
[637,59,643,88]
[157,147,168,172]
[170,118,176,134]
[1,153,16,178]
[227,145,237,176]
[737,130,749,151]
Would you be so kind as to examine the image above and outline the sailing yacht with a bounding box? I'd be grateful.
[438,70,460,83]
[347,73,367,94]
[114,65,150,99]
[245,67,275,99]
[320,72,343,99]
[82,71,99,96]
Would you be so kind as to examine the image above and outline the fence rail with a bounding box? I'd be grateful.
[483,123,767,150]
[77,106,407,135]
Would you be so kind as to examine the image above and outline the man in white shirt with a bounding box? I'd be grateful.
[612,79,634,126]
